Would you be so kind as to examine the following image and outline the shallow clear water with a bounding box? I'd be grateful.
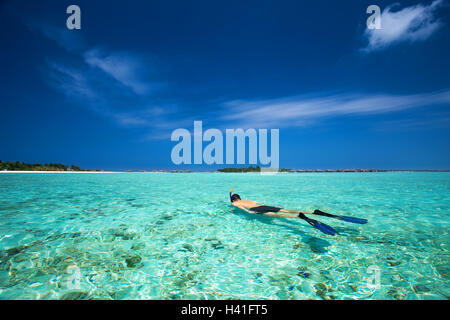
[0,172,448,300]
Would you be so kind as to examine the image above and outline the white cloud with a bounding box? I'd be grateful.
[363,0,444,51]
[84,49,156,95]
[47,63,98,102]
[46,61,175,129]
[35,19,450,138]
[113,106,179,128]
[23,19,85,53]
[33,22,159,97]
[220,90,450,128]
[35,23,172,132]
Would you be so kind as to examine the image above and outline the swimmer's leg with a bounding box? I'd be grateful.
[298,213,338,236]
[279,209,311,215]
[262,212,338,235]
[261,212,300,218]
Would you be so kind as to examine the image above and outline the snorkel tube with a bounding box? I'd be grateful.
[229,188,233,203]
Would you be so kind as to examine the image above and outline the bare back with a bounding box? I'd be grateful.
[232,199,262,211]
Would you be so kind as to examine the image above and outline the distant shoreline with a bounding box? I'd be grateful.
[1,170,449,174]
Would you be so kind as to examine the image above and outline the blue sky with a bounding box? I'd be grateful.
[0,0,449,170]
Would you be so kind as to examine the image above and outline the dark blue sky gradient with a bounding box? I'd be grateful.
[0,0,449,170]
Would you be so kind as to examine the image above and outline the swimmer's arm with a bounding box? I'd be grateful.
[237,206,300,218]
[238,205,299,218]
[250,200,311,215]
[234,205,254,214]
[250,202,308,216]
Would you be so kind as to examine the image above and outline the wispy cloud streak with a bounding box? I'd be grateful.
[34,22,176,134]
[47,60,176,130]
[220,90,450,128]
[84,49,158,95]
[35,19,450,139]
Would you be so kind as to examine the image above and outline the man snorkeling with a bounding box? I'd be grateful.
[229,189,367,236]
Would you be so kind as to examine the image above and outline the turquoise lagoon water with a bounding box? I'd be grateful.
[0,172,448,300]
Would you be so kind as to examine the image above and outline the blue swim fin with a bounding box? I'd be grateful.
[298,213,338,236]
[313,210,368,224]
[336,216,368,224]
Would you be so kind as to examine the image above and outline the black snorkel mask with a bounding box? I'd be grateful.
[230,189,241,203]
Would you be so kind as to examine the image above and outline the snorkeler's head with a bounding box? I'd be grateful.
[231,194,241,202]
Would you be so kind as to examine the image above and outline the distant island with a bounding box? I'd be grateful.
[215,166,449,173]
[215,167,388,173]
[0,160,98,172]
[1,162,448,173]
[217,166,291,173]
